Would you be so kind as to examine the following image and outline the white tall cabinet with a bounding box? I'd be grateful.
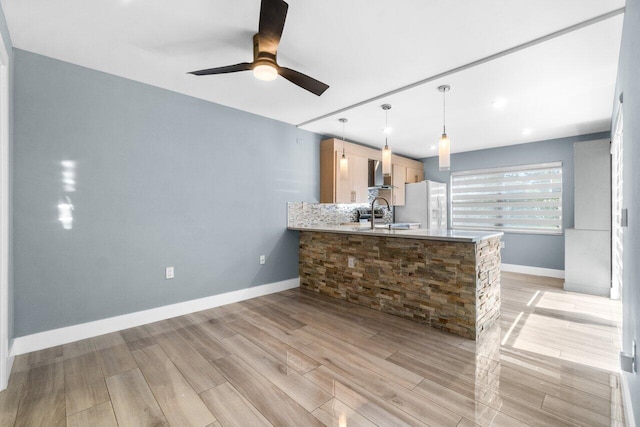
[564,139,611,296]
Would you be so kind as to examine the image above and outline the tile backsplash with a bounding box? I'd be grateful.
[287,202,392,227]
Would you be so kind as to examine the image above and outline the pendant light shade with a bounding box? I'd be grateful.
[381,104,392,176]
[339,151,349,181]
[439,133,450,170]
[437,85,451,171]
[338,118,349,181]
[382,144,392,176]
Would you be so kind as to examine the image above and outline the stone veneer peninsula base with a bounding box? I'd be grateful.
[298,230,502,340]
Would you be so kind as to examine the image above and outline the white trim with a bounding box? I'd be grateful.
[621,373,636,427]
[611,104,624,301]
[0,30,9,391]
[10,278,299,356]
[501,263,565,279]
[562,281,610,297]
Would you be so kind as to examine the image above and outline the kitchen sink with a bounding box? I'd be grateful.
[341,222,420,230]
[374,223,420,230]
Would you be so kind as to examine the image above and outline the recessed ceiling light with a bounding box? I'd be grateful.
[430,145,436,150]
[491,98,508,109]
[522,128,532,136]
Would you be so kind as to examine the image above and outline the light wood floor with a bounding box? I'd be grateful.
[0,272,624,426]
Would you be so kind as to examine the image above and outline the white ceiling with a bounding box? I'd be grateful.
[2,0,624,158]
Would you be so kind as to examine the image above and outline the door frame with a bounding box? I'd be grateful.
[611,105,624,301]
[0,29,10,390]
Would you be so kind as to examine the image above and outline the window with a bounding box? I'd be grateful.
[451,162,563,234]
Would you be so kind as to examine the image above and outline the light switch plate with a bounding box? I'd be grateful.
[165,266,174,279]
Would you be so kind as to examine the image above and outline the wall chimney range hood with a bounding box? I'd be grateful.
[368,159,393,189]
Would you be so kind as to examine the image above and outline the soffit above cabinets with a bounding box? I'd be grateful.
[1,0,624,157]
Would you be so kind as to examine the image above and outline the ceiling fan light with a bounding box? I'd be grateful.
[439,133,450,171]
[253,64,278,81]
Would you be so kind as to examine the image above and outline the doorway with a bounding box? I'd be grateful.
[0,31,8,390]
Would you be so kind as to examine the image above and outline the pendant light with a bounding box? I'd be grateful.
[437,85,451,171]
[381,104,392,176]
[338,118,349,181]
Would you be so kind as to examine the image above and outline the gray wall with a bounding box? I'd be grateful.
[0,3,13,341]
[13,49,321,337]
[421,132,609,270]
[613,0,640,421]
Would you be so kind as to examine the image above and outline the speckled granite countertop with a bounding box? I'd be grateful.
[288,224,503,243]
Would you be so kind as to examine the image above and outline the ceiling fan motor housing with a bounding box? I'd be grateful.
[253,33,277,69]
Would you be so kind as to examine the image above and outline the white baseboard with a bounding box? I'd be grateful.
[501,263,565,279]
[563,281,610,297]
[621,372,637,427]
[10,278,300,357]
[0,353,12,391]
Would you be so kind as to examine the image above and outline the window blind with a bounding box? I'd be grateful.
[451,162,563,234]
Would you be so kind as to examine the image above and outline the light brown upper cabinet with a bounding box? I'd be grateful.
[392,164,406,206]
[321,138,373,203]
[320,138,424,206]
[406,167,425,184]
[335,151,368,203]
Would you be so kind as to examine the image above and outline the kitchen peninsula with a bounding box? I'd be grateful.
[288,203,503,340]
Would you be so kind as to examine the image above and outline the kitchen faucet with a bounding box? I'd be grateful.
[371,197,390,230]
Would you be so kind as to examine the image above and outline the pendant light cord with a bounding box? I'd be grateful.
[385,108,389,148]
[442,89,446,134]
[340,118,347,156]
[342,121,346,156]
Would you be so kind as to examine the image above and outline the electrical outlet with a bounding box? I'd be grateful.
[165,266,174,280]
[259,255,266,265]
[348,256,355,268]
[500,241,506,249]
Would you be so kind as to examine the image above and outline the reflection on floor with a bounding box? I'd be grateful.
[0,272,624,426]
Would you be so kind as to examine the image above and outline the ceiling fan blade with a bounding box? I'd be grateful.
[188,62,253,76]
[278,67,329,96]
[258,0,288,55]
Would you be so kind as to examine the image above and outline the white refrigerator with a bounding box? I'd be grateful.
[395,180,447,229]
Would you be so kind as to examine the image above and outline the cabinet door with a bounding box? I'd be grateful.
[335,151,353,203]
[392,164,406,206]
[406,167,424,183]
[335,152,368,203]
[351,155,369,203]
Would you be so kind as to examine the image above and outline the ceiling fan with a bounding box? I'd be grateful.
[188,0,329,96]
